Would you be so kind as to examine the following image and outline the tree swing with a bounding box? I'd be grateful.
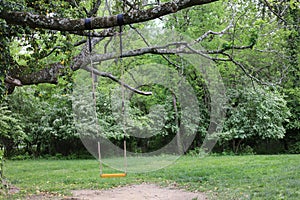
[87,14,127,178]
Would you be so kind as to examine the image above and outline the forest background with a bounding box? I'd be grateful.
[0,0,299,160]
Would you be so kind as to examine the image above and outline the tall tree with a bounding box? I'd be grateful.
[0,0,299,156]
[1,0,297,96]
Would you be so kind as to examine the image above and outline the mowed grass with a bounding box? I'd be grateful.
[3,154,300,199]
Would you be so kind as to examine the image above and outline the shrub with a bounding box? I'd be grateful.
[288,142,300,154]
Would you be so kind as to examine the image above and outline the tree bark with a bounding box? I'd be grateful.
[1,0,218,94]
[0,0,218,31]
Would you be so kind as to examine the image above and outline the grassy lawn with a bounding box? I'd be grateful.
[2,154,300,199]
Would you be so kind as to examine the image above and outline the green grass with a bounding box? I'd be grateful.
[2,155,300,199]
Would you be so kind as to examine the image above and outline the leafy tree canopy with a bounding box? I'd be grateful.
[0,0,299,155]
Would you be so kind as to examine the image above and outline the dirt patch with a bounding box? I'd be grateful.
[7,183,207,200]
[25,192,62,200]
[69,183,207,200]
[2,179,20,195]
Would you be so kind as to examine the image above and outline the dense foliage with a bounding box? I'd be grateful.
[0,0,299,158]
[219,86,290,153]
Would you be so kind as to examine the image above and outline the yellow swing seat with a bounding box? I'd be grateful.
[100,173,127,178]
[96,20,128,180]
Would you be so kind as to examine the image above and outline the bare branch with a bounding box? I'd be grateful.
[205,44,254,54]
[262,0,287,24]
[88,37,255,64]
[87,0,102,17]
[74,39,88,47]
[221,52,274,86]
[4,76,22,86]
[82,66,153,96]
[129,24,181,68]
[194,23,233,43]
[121,0,136,11]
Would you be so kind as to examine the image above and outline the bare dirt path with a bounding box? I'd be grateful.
[69,183,207,200]
[8,182,207,200]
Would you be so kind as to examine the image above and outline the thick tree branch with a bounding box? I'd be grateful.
[6,63,153,95]
[90,45,181,64]
[0,0,218,31]
[8,63,64,86]
[5,39,255,94]
[4,19,258,94]
[69,28,116,37]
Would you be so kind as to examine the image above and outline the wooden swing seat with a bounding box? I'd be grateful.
[100,173,127,178]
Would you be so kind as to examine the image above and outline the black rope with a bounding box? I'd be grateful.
[117,14,127,155]
[84,18,92,30]
[117,14,124,57]
[84,17,93,53]
[88,31,92,53]
[119,24,124,123]
[117,14,125,27]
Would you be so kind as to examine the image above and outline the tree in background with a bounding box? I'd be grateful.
[219,86,290,153]
[0,0,298,94]
[0,103,24,157]
[0,0,299,155]
[6,84,82,157]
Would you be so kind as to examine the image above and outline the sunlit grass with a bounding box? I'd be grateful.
[3,155,300,199]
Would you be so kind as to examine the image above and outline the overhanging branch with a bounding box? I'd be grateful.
[82,66,152,96]
[0,0,219,31]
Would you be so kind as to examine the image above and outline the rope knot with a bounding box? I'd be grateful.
[84,18,92,30]
[117,14,124,26]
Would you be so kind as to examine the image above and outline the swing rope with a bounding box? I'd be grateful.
[85,22,105,176]
[86,15,127,178]
[118,15,128,175]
